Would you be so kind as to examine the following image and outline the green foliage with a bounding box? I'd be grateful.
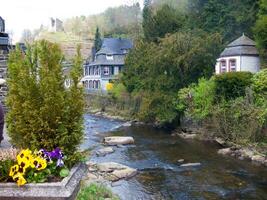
[254,0,267,66]
[94,27,102,52]
[212,97,267,144]
[26,161,68,183]
[59,168,70,178]
[138,92,178,124]
[26,168,52,183]
[176,71,267,145]
[0,159,15,182]
[122,31,222,124]
[6,40,84,157]
[176,78,216,120]
[77,184,119,200]
[214,72,253,101]
[254,15,267,50]
[110,82,128,100]
[188,0,259,42]
[143,4,186,42]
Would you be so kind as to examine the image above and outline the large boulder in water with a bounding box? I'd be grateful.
[87,162,137,182]
[104,136,134,145]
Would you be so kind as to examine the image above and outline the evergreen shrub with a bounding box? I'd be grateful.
[6,40,84,158]
[214,72,253,101]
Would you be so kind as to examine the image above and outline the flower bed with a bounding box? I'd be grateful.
[0,163,87,200]
[0,148,69,186]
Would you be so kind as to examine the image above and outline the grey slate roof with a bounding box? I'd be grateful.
[96,38,133,55]
[220,34,259,57]
[89,38,133,66]
[89,56,125,66]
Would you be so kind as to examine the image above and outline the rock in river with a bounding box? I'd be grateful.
[180,163,201,167]
[104,136,134,145]
[96,147,114,156]
[87,162,137,182]
[218,148,232,155]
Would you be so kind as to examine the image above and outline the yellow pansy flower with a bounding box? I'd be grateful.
[17,149,32,163]
[13,173,27,186]
[9,165,19,177]
[31,157,47,171]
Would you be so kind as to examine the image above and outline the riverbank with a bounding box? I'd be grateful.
[172,126,267,167]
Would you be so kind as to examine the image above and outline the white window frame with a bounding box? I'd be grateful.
[104,67,110,75]
[220,60,227,73]
[229,59,236,72]
[106,55,114,60]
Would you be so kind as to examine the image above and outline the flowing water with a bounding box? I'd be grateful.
[81,114,267,200]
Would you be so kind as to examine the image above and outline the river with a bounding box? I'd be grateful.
[80,114,267,200]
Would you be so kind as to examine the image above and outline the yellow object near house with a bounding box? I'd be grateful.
[106,83,114,91]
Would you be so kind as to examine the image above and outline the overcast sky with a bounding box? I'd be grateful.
[0,0,143,43]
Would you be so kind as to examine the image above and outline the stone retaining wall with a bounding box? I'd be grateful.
[0,49,8,111]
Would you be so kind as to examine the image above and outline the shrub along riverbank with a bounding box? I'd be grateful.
[176,71,267,155]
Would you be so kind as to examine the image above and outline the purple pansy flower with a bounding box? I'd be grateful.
[38,148,64,167]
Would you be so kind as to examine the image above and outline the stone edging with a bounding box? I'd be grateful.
[0,163,87,200]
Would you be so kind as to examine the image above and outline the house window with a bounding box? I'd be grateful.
[229,59,236,72]
[106,55,113,60]
[104,67,109,75]
[220,60,227,73]
[114,66,119,75]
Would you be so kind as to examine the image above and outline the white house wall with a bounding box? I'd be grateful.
[215,56,241,74]
[240,56,260,73]
[101,79,109,91]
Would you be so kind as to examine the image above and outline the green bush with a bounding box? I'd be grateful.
[77,184,119,200]
[214,72,253,101]
[6,41,84,157]
[252,69,267,107]
[0,159,15,182]
[212,97,267,144]
[138,92,178,124]
[176,78,215,120]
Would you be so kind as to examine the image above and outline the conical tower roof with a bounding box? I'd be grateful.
[220,34,259,57]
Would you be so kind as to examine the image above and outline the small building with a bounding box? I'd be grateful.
[215,34,260,74]
[82,38,133,92]
[0,17,9,51]
[0,16,5,32]
[49,18,64,32]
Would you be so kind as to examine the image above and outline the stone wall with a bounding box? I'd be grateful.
[0,49,8,111]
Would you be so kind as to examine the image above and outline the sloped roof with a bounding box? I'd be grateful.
[96,38,133,55]
[89,55,125,66]
[220,34,259,57]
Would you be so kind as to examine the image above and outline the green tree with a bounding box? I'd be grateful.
[122,31,222,124]
[142,0,155,41]
[143,4,186,42]
[188,0,259,42]
[94,27,102,52]
[254,0,267,67]
[6,41,84,157]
